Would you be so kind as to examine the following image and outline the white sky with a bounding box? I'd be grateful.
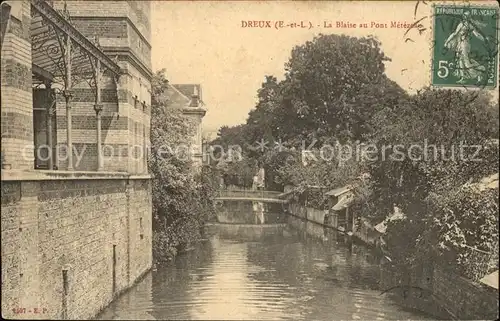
[151,1,498,138]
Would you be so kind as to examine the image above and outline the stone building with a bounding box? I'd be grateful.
[1,0,152,319]
[165,83,207,168]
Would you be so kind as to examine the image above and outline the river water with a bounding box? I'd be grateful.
[97,202,435,320]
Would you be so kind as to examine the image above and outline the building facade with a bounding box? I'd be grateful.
[166,83,207,168]
[1,0,152,319]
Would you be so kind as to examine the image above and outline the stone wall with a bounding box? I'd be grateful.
[380,261,499,320]
[286,194,499,319]
[286,200,379,245]
[1,173,152,320]
[432,266,499,319]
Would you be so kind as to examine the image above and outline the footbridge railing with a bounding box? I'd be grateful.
[215,189,287,203]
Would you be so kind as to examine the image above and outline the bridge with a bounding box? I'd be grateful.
[215,189,288,203]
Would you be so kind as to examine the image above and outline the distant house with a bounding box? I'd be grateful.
[166,83,207,169]
[325,185,355,231]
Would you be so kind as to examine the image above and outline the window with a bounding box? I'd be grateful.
[133,76,139,108]
[33,88,57,170]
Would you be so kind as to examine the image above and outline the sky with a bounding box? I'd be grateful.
[151,0,498,139]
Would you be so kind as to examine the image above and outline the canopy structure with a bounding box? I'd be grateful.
[30,0,121,91]
[331,191,354,211]
[29,0,123,171]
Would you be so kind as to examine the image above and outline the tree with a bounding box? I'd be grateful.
[362,88,499,276]
[245,75,281,145]
[150,69,216,263]
[279,34,404,144]
[363,89,498,224]
[212,35,408,190]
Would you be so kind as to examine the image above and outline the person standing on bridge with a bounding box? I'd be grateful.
[256,167,265,190]
[252,175,258,191]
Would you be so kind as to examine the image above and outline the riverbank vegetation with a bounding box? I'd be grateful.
[210,33,499,281]
[150,70,217,264]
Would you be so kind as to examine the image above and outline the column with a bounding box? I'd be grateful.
[44,81,54,170]
[94,59,103,171]
[64,35,73,171]
[95,105,103,171]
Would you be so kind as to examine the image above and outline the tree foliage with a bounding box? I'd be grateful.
[208,34,499,280]
[150,69,216,263]
[362,89,498,222]
[211,34,403,190]
[361,88,499,279]
[279,34,403,144]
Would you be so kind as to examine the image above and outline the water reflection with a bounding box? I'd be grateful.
[97,203,435,320]
[216,201,286,225]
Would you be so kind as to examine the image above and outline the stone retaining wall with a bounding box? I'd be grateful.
[286,201,379,246]
[286,199,498,319]
[1,173,152,320]
[380,262,499,320]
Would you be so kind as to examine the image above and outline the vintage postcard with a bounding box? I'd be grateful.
[1,0,498,320]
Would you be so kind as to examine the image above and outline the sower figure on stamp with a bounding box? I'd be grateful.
[444,11,487,83]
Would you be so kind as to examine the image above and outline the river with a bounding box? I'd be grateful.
[97,201,435,320]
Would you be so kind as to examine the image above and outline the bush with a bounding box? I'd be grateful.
[426,186,499,280]
[150,70,216,264]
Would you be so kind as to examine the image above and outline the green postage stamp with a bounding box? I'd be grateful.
[432,5,499,88]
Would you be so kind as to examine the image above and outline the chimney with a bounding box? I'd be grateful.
[190,85,200,107]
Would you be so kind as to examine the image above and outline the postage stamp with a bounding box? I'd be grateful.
[432,5,499,88]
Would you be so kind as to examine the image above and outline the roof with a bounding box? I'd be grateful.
[479,270,498,289]
[463,173,499,192]
[325,185,353,196]
[30,1,120,86]
[169,84,206,109]
[478,173,499,190]
[306,185,327,191]
[173,84,202,101]
[277,185,326,198]
[166,84,191,106]
[331,192,354,211]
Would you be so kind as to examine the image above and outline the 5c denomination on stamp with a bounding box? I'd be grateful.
[432,5,499,88]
